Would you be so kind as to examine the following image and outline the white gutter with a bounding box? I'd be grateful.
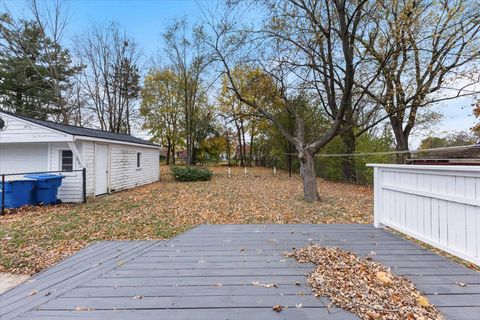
[73,136,160,149]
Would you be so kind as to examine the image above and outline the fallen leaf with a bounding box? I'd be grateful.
[417,295,430,307]
[28,289,38,296]
[272,305,283,312]
[376,271,392,285]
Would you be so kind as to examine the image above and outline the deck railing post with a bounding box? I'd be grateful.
[82,168,87,204]
[1,174,5,215]
[373,167,382,228]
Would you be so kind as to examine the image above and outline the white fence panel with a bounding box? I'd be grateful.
[368,164,480,266]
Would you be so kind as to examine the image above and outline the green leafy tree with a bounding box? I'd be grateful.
[419,137,448,150]
[141,68,183,165]
[217,66,276,166]
[198,136,227,164]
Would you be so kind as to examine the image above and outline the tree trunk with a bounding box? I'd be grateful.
[390,118,410,164]
[249,125,255,166]
[165,143,171,165]
[340,129,357,182]
[240,120,247,166]
[236,125,244,166]
[171,144,176,165]
[299,150,319,202]
[396,139,410,164]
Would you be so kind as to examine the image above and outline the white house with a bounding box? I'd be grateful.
[0,111,160,202]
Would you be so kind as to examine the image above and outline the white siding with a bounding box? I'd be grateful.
[0,143,49,173]
[48,142,83,171]
[82,141,95,196]
[370,164,480,266]
[49,142,84,203]
[78,140,160,196]
[0,113,71,143]
[109,144,160,192]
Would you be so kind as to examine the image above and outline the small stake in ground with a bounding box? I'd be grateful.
[273,166,277,176]
[244,167,247,177]
[228,167,231,178]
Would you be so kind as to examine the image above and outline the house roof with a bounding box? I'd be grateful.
[411,144,480,160]
[0,111,159,147]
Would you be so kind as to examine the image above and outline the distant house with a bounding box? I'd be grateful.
[0,111,160,201]
[408,144,480,165]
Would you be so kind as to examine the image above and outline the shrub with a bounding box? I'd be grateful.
[170,166,212,182]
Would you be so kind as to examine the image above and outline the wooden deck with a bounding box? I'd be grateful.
[1,224,479,319]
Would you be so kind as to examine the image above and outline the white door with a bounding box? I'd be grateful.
[94,144,108,195]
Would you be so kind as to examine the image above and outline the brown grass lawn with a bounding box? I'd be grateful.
[0,166,373,275]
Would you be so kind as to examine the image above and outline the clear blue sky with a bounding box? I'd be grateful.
[4,0,220,58]
[3,0,477,147]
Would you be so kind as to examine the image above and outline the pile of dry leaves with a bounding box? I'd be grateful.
[286,245,444,320]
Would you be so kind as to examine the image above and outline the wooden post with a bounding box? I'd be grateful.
[244,167,247,177]
[373,166,381,228]
[273,166,277,176]
[228,167,231,178]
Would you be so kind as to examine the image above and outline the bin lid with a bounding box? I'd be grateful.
[1,177,36,188]
[2,176,36,182]
[24,174,65,180]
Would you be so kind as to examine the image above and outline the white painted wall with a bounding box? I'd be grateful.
[0,112,71,143]
[77,140,160,196]
[82,141,95,196]
[108,144,160,192]
[0,143,49,174]
[369,164,480,266]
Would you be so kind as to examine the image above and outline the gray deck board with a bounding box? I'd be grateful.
[16,308,358,320]
[1,224,479,319]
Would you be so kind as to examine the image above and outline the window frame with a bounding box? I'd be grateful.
[136,152,142,169]
[60,149,74,172]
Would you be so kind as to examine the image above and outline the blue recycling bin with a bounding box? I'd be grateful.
[25,174,65,205]
[0,178,36,208]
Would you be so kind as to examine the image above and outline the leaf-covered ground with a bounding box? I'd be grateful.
[0,166,373,275]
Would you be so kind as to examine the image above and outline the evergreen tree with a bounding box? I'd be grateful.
[0,14,81,120]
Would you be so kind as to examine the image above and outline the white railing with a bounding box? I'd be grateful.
[368,164,480,266]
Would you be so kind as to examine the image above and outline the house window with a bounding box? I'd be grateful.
[137,152,141,168]
[61,150,73,171]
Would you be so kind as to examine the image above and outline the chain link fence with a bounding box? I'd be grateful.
[1,168,86,215]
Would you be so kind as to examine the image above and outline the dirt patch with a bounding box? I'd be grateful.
[286,245,444,320]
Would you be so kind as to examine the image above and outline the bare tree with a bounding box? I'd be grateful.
[206,0,378,202]
[358,0,480,162]
[75,22,140,134]
[163,19,212,164]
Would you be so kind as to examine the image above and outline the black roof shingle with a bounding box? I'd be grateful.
[1,111,158,147]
